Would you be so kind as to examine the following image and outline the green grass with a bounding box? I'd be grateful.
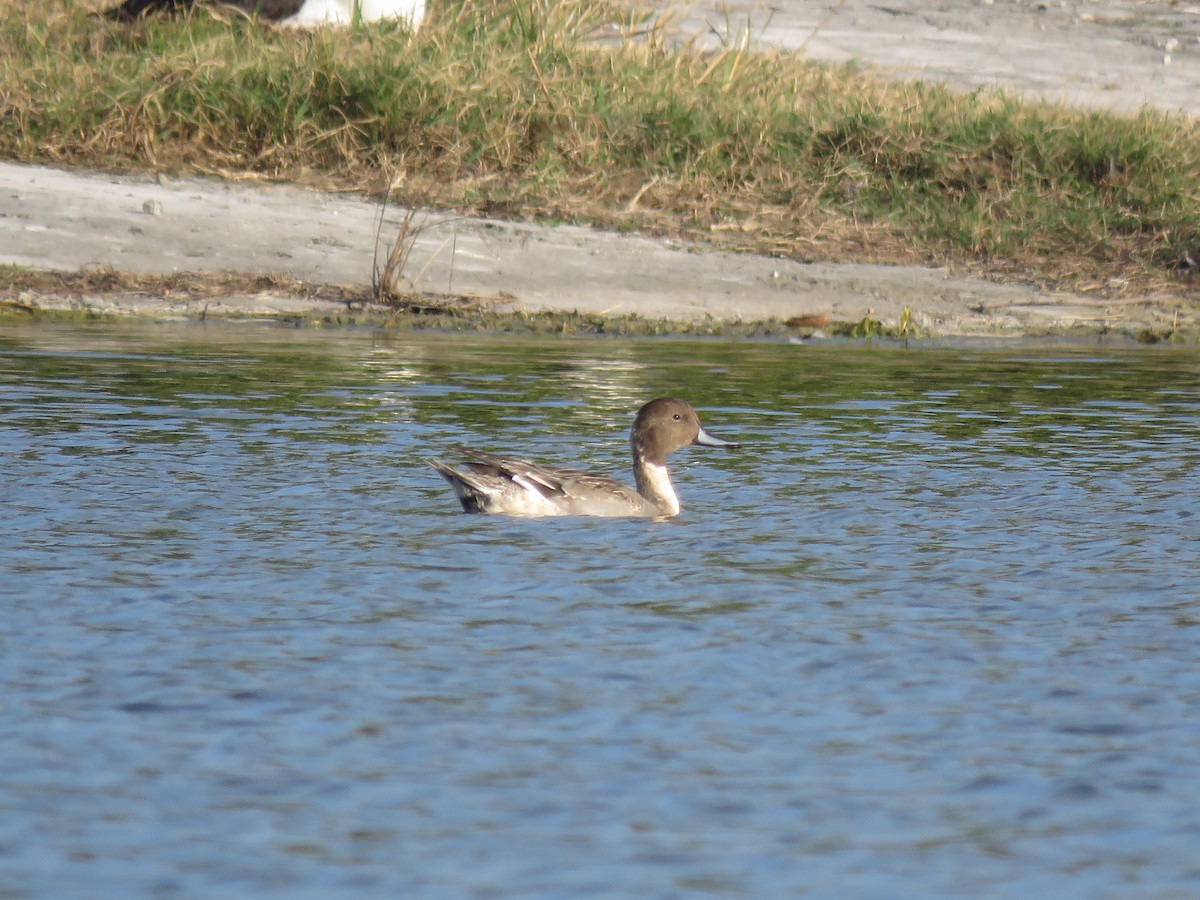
[2,0,1198,294]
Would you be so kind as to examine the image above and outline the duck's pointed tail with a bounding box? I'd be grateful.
[428,459,490,513]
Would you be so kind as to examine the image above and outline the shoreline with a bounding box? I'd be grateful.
[2,0,1197,340]
[3,162,1195,339]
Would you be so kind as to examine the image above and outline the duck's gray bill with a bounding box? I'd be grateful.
[696,427,739,448]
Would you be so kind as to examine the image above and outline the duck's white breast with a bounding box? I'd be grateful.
[637,461,680,517]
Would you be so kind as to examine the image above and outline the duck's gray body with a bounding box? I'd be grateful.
[431,449,665,518]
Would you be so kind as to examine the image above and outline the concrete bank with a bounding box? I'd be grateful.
[3,162,1193,336]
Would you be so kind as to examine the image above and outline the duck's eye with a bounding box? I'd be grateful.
[673,414,682,420]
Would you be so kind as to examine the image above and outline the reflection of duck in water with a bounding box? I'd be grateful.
[104,0,425,29]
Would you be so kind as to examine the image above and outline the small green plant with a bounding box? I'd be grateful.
[847,315,884,338]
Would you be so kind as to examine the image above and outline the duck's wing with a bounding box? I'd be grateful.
[429,449,579,515]
[460,447,651,499]
[104,0,304,21]
[453,448,581,497]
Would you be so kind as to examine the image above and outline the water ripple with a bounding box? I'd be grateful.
[1,325,1199,896]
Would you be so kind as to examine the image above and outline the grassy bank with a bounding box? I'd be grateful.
[2,0,1198,296]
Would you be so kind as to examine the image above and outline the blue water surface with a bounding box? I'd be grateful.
[1,323,1198,898]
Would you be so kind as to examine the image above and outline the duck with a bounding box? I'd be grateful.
[430,398,738,518]
[104,0,425,29]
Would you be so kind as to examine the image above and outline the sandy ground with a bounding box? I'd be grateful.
[667,0,1200,116]
[3,0,1197,335]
